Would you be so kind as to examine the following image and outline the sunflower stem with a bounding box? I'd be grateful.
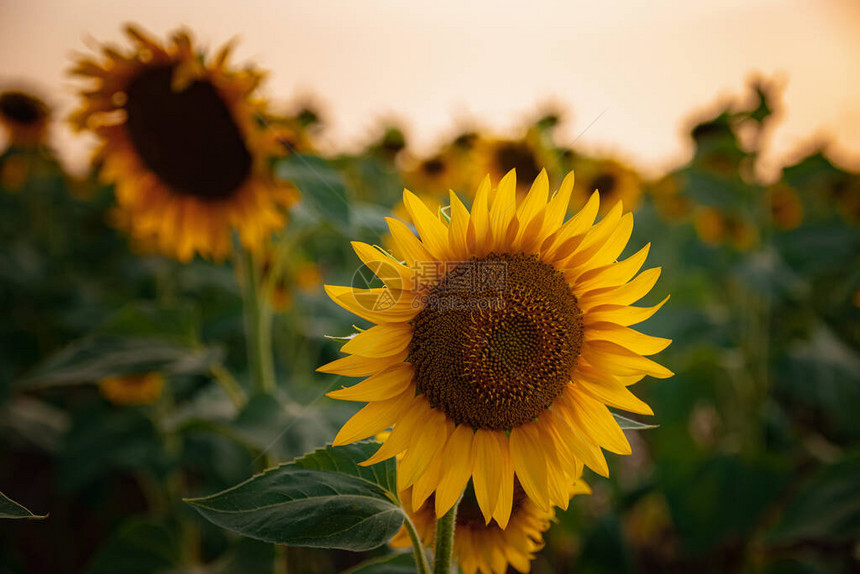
[210,363,247,409]
[433,495,460,574]
[402,513,432,574]
[239,247,276,395]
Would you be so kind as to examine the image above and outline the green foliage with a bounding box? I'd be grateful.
[85,518,181,574]
[186,442,403,551]
[766,453,860,545]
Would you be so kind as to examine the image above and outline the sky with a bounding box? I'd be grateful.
[1,0,858,178]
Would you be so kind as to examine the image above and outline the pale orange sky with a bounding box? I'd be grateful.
[1,0,858,178]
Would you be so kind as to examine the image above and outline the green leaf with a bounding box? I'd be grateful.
[344,552,417,574]
[613,413,658,430]
[185,442,403,551]
[766,453,860,545]
[291,441,398,497]
[16,336,224,389]
[275,154,350,227]
[0,396,70,453]
[0,491,46,519]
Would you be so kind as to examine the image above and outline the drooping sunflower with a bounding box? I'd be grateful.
[391,479,590,574]
[0,90,50,148]
[321,169,672,525]
[69,25,297,262]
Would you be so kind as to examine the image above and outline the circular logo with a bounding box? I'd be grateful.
[349,259,408,312]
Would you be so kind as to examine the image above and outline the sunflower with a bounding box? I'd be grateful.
[0,90,50,148]
[473,135,555,197]
[69,25,297,262]
[99,372,164,405]
[649,173,692,222]
[573,158,642,215]
[767,184,803,230]
[694,207,759,251]
[391,479,590,574]
[321,169,672,525]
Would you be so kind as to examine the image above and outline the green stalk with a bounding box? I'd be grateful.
[239,247,276,395]
[210,364,247,409]
[402,513,432,574]
[433,496,461,574]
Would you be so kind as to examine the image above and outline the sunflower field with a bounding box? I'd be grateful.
[1,19,859,574]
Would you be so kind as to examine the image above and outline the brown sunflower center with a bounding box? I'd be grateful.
[592,173,618,198]
[421,157,446,176]
[0,92,45,125]
[409,253,583,430]
[495,142,541,185]
[124,64,252,200]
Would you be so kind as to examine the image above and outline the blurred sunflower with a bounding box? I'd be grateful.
[321,169,672,525]
[99,372,164,405]
[767,184,803,230]
[0,90,54,191]
[69,25,297,262]
[392,479,590,574]
[473,135,553,196]
[574,158,642,214]
[404,153,462,199]
[694,207,758,250]
[649,173,692,221]
[0,90,50,148]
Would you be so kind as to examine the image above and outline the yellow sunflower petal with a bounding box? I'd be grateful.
[325,285,421,324]
[403,189,453,261]
[515,169,549,229]
[565,386,631,455]
[492,432,515,529]
[582,339,674,379]
[584,322,672,356]
[576,373,654,416]
[540,171,575,235]
[386,217,435,268]
[467,175,492,255]
[398,406,450,488]
[574,243,651,293]
[333,386,415,445]
[316,351,407,377]
[583,295,670,327]
[340,323,413,357]
[489,170,518,248]
[578,267,662,310]
[472,429,503,524]
[448,191,471,261]
[434,424,475,517]
[510,423,550,510]
[547,406,609,477]
[351,241,416,291]
[326,363,413,401]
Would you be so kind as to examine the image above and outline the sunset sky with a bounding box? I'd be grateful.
[1,0,858,178]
